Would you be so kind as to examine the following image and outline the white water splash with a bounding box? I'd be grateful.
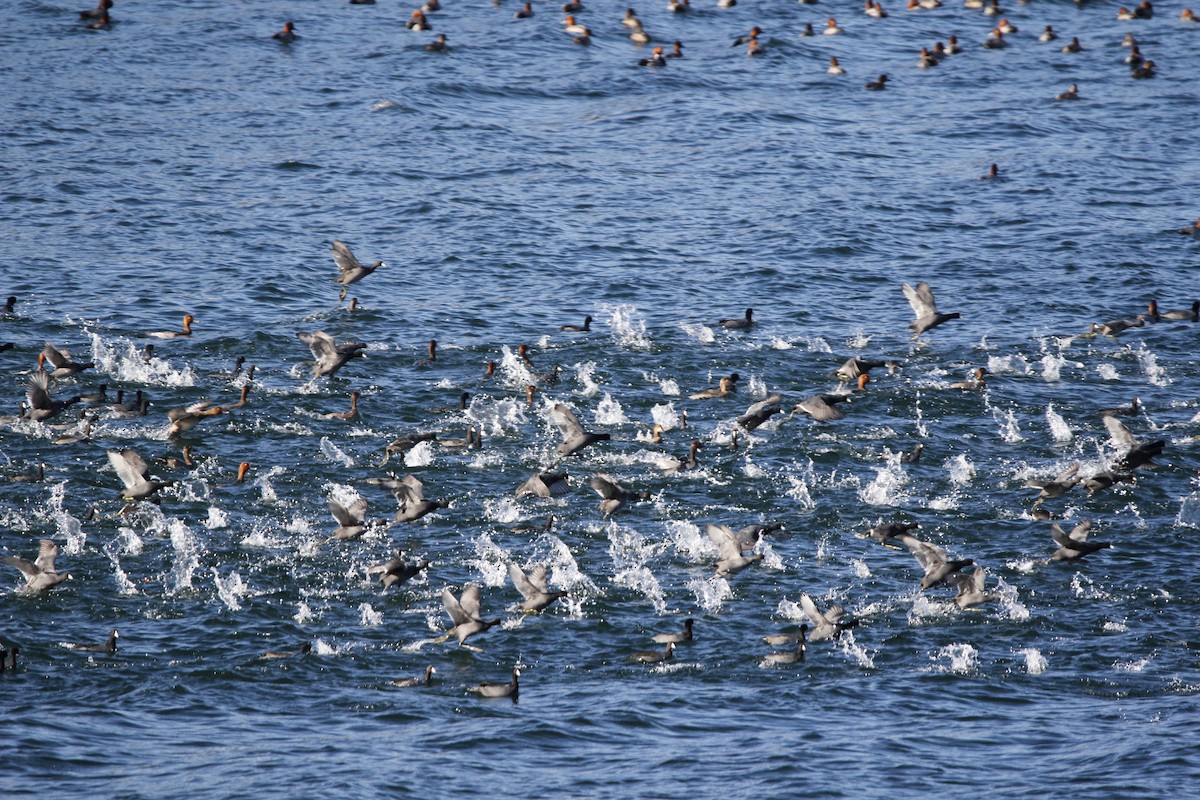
[931,643,979,674]
[48,482,86,554]
[358,603,384,626]
[851,559,871,578]
[90,332,197,387]
[319,437,355,467]
[846,330,872,349]
[946,454,975,486]
[213,568,246,611]
[1017,648,1048,675]
[1135,343,1170,387]
[595,393,628,425]
[575,362,601,397]
[769,337,794,350]
[294,602,315,624]
[680,322,716,343]
[859,457,908,506]
[607,522,666,614]
[993,408,1024,443]
[1046,403,1073,443]
[787,476,816,510]
[101,541,138,595]
[1096,363,1120,380]
[204,507,229,530]
[403,440,435,467]
[472,533,511,587]
[914,391,928,438]
[837,631,875,669]
[687,575,733,614]
[482,496,524,524]
[604,304,653,349]
[666,520,714,562]
[1114,655,1152,672]
[168,519,200,593]
[115,527,143,556]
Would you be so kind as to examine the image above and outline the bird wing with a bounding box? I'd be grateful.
[902,282,939,318]
[527,564,550,593]
[26,371,53,410]
[589,474,622,500]
[298,331,337,362]
[706,524,742,560]
[108,448,150,488]
[2,555,39,580]
[1054,462,1081,484]
[799,594,831,627]
[458,583,483,619]
[41,342,71,369]
[34,538,59,572]
[329,498,363,526]
[508,564,538,600]
[1103,416,1136,450]
[400,475,426,503]
[899,534,945,571]
[442,587,467,625]
[1050,523,1076,548]
[330,240,363,273]
[1068,520,1093,542]
[549,404,585,440]
[742,394,782,418]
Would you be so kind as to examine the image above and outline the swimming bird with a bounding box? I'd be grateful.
[1184,8,1198,20]
[1049,520,1111,561]
[732,26,762,46]
[660,440,702,473]
[367,549,430,590]
[588,473,651,515]
[468,668,520,698]
[321,391,359,420]
[330,240,385,300]
[1175,218,1200,236]
[297,331,367,380]
[39,343,94,379]
[390,665,436,688]
[328,496,373,541]
[9,462,44,483]
[631,642,675,663]
[902,282,960,337]
[761,626,806,665]
[439,425,480,450]
[1055,83,1079,100]
[857,520,919,546]
[549,403,610,457]
[792,392,851,421]
[79,0,112,19]
[148,315,194,339]
[1148,299,1198,322]
[948,367,988,390]
[709,523,763,576]
[406,10,429,30]
[1,646,16,673]
[560,315,592,332]
[426,33,447,51]
[950,567,999,608]
[824,17,842,34]
[438,584,501,649]
[865,74,889,90]
[1131,60,1158,79]
[262,643,311,659]
[390,475,449,522]
[718,308,754,330]
[689,377,735,400]
[509,563,567,612]
[900,443,924,463]
[1039,25,1057,41]
[166,400,223,437]
[223,385,251,411]
[24,371,82,422]
[1134,0,1153,18]
[67,629,119,654]
[983,30,1006,48]
[1103,415,1165,472]
[108,448,177,503]
[639,46,667,66]
[827,56,845,75]
[516,471,571,498]
[736,394,783,430]
[272,21,298,43]
[629,22,652,43]
[867,1,887,17]
[799,594,859,641]
[514,2,534,17]
[652,618,694,644]
[79,384,107,404]
[666,40,684,57]
[3,539,72,593]
[1026,462,1080,507]
[897,534,974,591]
[1060,36,1082,53]
[668,0,689,11]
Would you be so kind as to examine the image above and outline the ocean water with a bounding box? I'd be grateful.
[2,0,1200,797]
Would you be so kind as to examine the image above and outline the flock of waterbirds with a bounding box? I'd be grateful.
[2,219,1195,697]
